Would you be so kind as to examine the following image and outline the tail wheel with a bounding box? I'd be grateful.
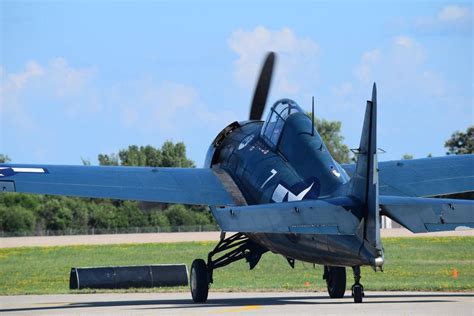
[190,259,209,303]
[324,266,346,298]
[352,284,363,303]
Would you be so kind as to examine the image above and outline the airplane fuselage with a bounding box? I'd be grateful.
[206,105,376,267]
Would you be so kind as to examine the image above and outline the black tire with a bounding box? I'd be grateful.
[325,266,346,298]
[353,284,363,303]
[190,259,209,303]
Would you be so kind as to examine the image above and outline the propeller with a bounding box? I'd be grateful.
[249,52,276,121]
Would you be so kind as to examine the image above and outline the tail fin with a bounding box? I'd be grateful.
[349,83,382,259]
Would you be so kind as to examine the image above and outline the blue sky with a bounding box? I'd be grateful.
[1,0,472,167]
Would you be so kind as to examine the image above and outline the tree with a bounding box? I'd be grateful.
[160,141,194,167]
[0,154,11,163]
[118,145,149,167]
[116,201,147,228]
[402,154,413,160]
[81,157,91,166]
[308,115,351,163]
[37,198,73,231]
[164,204,198,226]
[98,141,194,168]
[88,203,118,229]
[149,210,170,227]
[0,205,36,234]
[98,153,119,166]
[96,141,202,226]
[445,126,474,155]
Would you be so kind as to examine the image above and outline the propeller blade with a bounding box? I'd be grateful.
[249,52,276,121]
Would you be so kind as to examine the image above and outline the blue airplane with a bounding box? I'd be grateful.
[1,52,473,303]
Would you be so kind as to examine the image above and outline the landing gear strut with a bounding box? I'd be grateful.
[190,233,267,303]
[351,266,364,303]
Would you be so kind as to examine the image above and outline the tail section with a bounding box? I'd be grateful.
[349,83,383,265]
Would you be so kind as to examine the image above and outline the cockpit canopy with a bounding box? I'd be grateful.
[261,99,304,147]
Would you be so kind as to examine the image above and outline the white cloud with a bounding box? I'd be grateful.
[413,4,472,34]
[328,35,466,159]
[0,58,98,128]
[1,58,236,166]
[1,59,95,99]
[228,26,319,96]
[393,36,414,48]
[1,61,45,130]
[355,49,381,81]
[0,58,234,137]
[117,78,235,134]
[47,58,96,97]
[149,82,198,131]
[438,5,470,22]
[118,79,198,132]
[4,61,44,92]
[352,36,437,97]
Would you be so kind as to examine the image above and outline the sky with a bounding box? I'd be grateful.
[1,0,472,167]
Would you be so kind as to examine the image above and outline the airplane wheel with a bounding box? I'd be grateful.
[325,266,346,298]
[190,259,209,303]
[352,284,363,303]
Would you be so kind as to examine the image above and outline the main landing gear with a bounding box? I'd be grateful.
[323,266,365,303]
[324,266,346,298]
[190,233,267,303]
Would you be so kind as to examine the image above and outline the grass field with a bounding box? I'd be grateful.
[0,237,472,295]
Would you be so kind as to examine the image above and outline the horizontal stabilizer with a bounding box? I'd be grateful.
[380,195,474,233]
[0,164,239,206]
[212,198,360,235]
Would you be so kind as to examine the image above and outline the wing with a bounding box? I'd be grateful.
[380,195,474,233]
[0,164,241,206]
[212,198,360,235]
[342,154,474,198]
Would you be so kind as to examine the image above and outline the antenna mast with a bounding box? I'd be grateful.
[311,96,315,136]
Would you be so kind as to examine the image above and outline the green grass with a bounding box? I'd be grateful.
[0,237,473,295]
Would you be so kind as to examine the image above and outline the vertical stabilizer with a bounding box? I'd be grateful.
[350,83,382,260]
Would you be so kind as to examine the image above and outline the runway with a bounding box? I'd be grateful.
[1,291,473,315]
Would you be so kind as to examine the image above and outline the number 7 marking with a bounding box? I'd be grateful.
[261,169,277,189]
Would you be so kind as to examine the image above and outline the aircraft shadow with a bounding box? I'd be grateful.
[1,292,472,313]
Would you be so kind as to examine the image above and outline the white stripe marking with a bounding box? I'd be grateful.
[11,168,45,173]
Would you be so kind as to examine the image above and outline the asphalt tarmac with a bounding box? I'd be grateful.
[1,291,473,315]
